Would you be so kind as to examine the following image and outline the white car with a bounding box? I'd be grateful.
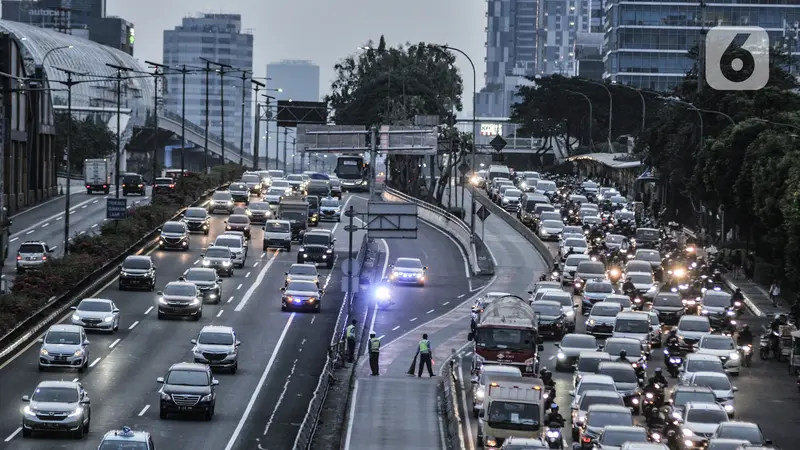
[556,334,599,370]
[212,234,247,268]
[604,294,633,311]
[583,215,603,228]
[569,374,618,411]
[680,402,729,448]
[561,237,589,257]
[562,225,584,236]
[694,335,741,375]
[604,234,629,251]
[471,364,522,417]
[680,353,727,384]
[624,272,657,300]
[675,315,712,347]
[70,298,119,332]
[686,371,738,417]
[539,220,565,241]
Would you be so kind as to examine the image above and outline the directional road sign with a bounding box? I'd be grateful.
[476,206,491,221]
[106,198,128,220]
[490,135,507,153]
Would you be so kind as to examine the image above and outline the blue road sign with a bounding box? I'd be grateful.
[106,198,128,220]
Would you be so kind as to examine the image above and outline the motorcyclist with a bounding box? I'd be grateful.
[731,288,744,307]
[539,273,548,281]
[543,403,565,428]
[615,349,629,363]
[540,368,556,389]
[737,324,754,346]
[648,368,669,388]
[622,278,636,295]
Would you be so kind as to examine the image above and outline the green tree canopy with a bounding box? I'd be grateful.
[53,113,116,173]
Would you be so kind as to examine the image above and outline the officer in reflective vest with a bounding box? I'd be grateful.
[417,333,435,377]
[345,319,357,362]
[368,332,381,376]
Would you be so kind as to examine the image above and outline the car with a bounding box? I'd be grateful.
[21,380,91,438]
[152,177,176,196]
[579,404,633,447]
[329,179,342,198]
[98,426,155,448]
[620,444,668,450]
[570,374,618,412]
[539,290,577,331]
[298,230,335,268]
[241,172,263,195]
[208,190,235,213]
[563,254,591,285]
[583,215,602,228]
[264,186,290,206]
[561,237,589,259]
[556,334,598,370]
[229,182,250,203]
[70,298,119,332]
[201,246,235,277]
[500,436,548,449]
[686,371,738,417]
[595,425,649,450]
[604,234,629,251]
[604,337,647,364]
[285,263,320,285]
[650,292,685,325]
[680,402,729,448]
[319,196,342,222]
[597,361,642,414]
[694,335,741,375]
[471,364,522,418]
[212,234,247,268]
[571,390,625,440]
[581,279,615,310]
[531,300,566,339]
[307,180,332,198]
[604,294,634,311]
[586,302,622,336]
[574,261,608,294]
[612,311,653,356]
[664,385,718,422]
[388,257,427,286]
[248,201,273,224]
[16,240,52,274]
[705,438,751,450]
[157,362,218,420]
[680,353,727,384]
[625,260,654,276]
[539,219,564,240]
[281,279,324,312]
[159,220,190,251]
[286,174,305,192]
[118,255,156,291]
[263,219,292,251]
[500,188,523,212]
[711,422,771,446]
[676,315,712,347]
[700,290,733,325]
[38,324,90,372]
[182,207,211,234]
[625,272,657,300]
[121,172,146,195]
[191,325,241,373]
[157,281,203,320]
[184,267,223,303]
[573,351,612,387]
[225,214,252,239]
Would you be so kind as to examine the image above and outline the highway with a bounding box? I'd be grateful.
[452,186,800,449]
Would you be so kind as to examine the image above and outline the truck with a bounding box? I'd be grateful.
[84,158,110,194]
[477,375,546,449]
[278,196,309,241]
[335,155,368,192]
[468,295,543,377]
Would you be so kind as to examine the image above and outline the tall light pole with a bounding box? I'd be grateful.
[691,107,735,127]
[203,60,211,172]
[251,79,265,170]
[610,81,647,134]
[752,118,800,132]
[661,97,704,152]
[106,63,131,198]
[200,57,233,164]
[565,90,594,148]
[41,45,73,68]
[237,70,251,166]
[581,80,613,149]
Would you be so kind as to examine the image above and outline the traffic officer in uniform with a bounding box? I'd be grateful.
[368,332,381,376]
[345,319,357,362]
[417,333,435,377]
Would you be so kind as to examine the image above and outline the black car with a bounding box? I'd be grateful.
[225,214,251,239]
[532,301,566,339]
[152,177,176,196]
[229,182,250,204]
[157,362,218,420]
[298,230,335,268]
[184,268,223,304]
[329,179,342,198]
[307,195,320,227]
[159,221,190,251]
[119,255,156,291]
[650,292,685,326]
[121,173,146,196]
[182,207,211,235]
[306,180,331,198]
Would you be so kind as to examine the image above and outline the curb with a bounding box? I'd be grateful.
[721,277,766,317]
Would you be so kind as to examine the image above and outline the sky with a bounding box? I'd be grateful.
[108,0,487,112]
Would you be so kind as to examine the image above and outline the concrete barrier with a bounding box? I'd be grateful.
[382,187,481,275]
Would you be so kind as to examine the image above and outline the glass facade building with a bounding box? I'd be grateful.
[604,0,800,91]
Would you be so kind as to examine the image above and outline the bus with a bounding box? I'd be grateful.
[335,155,368,192]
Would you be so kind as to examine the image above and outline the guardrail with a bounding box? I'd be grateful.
[292,234,372,450]
[381,186,480,275]
[441,358,466,450]
[0,185,225,365]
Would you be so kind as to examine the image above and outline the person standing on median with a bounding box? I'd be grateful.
[417,333,435,377]
[345,319,357,363]
[368,332,381,376]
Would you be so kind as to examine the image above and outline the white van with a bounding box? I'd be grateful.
[612,311,652,355]
[263,220,292,251]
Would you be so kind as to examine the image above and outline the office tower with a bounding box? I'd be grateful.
[604,1,800,91]
[163,13,254,155]
[264,60,320,165]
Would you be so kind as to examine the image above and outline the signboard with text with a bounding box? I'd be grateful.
[106,198,128,220]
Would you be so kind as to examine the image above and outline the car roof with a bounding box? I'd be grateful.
[591,303,621,311]
[125,255,152,262]
[681,315,710,322]
[200,325,234,334]
[186,206,207,212]
[542,290,571,298]
[169,362,210,372]
[186,268,216,275]
[717,421,758,430]
[605,337,641,345]
[562,334,596,345]
[534,300,562,308]
[690,371,729,380]
[229,214,249,219]
[672,384,714,393]
[686,401,727,412]
[603,425,646,433]
[165,281,197,288]
[80,298,113,303]
[396,257,422,263]
[579,351,611,360]
[581,390,622,399]
[686,353,720,361]
[599,361,635,371]
[36,380,79,389]
[290,263,317,270]
[266,220,291,224]
[621,444,669,450]
[616,311,649,320]
[306,229,332,236]
[47,324,83,333]
[580,374,615,384]
[587,404,631,414]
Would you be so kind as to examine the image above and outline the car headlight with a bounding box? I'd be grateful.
[326,249,333,253]
[160,392,171,401]
[729,352,740,360]
[376,287,390,300]
[227,201,233,205]
[724,404,734,412]
[104,316,114,322]
[158,297,167,304]
[298,247,305,253]
[73,350,83,357]
[486,438,497,447]
[190,298,201,305]
[557,352,566,360]
[476,388,485,400]
[223,261,231,267]
[588,319,596,325]
[631,398,639,404]
[67,407,83,417]
[202,260,211,266]
[72,314,81,321]
[416,273,423,278]
[200,394,213,402]
[683,429,694,437]
[565,310,574,317]
[23,406,35,416]
[40,348,48,356]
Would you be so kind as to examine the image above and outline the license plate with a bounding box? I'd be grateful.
[41,423,60,428]
[57,356,68,361]
[179,406,193,411]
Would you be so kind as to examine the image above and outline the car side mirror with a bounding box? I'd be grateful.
[224,221,227,224]
[236,341,241,346]
[208,243,214,247]
[527,290,533,295]
[217,279,223,284]
[80,398,90,405]
[70,306,77,310]
[212,379,220,386]
[157,228,162,232]
[112,309,119,313]
[765,439,772,445]
[568,390,575,396]
[333,238,337,242]
[319,289,325,295]
[389,264,394,268]
[83,340,90,346]
[285,272,289,275]
[156,377,165,383]
[598,345,604,350]
[157,291,163,295]
[190,339,197,344]
[280,287,286,291]
[732,386,738,392]
[231,255,236,260]
[37,338,43,344]
[423,266,429,270]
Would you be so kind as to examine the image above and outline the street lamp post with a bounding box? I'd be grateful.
[238,70,250,166]
[200,58,233,164]
[106,63,132,198]
[582,80,613,149]
[662,97,704,151]
[251,80,265,170]
[565,90,594,148]
[691,107,735,127]
[752,118,800,132]
[610,82,647,133]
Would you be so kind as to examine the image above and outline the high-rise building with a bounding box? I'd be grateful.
[163,14,254,156]
[604,1,800,91]
[264,60,320,165]
[1,0,134,54]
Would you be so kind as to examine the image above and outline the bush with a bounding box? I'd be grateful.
[0,163,246,337]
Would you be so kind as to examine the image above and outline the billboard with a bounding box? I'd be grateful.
[276,100,327,128]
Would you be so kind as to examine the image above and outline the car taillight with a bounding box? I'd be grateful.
[122,184,126,187]
[582,436,591,443]
[42,255,47,261]
[16,255,21,260]
[103,184,107,188]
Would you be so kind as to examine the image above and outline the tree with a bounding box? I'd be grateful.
[53,113,116,173]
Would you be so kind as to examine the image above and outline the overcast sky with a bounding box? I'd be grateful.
[108,0,487,110]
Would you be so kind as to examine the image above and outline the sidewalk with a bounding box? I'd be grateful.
[722,274,787,318]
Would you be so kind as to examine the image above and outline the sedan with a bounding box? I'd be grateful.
[595,425,649,450]
[711,422,772,446]
[70,298,119,332]
[285,263,320,285]
[687,371,738,417]
[388,257,427,286]
[556,334,598,370]
[247,201,273,224]
[225,214,252,239]
[281,280,324,312]
[586,303,622,337]
[539,220,565,241]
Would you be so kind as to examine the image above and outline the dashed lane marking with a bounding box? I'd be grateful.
[144,306,153,315]
[128,321,139,330]
[4,427,21,442]
[109,339,121,349]
[91,223,98,228]
[92,200,99,204]
[427,309,435,314]
[237,283,243,290]
[81,205,88,209]
[392,326,400,331]
[41,223,49,228]
[138,405,150,416]
[25,230,34,235]
[377,335,385,340]
[245,271,251,278]
[254,262,260,267]
[410,317,417,322]
[228,296,234,303]
[193,259,200,265]
[217,310,224,318]
[443,302,450,306]
[9,237,17,242]
[89,357,101,368]
[457,294,465,298]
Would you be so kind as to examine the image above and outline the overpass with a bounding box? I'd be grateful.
[158,110,254,168]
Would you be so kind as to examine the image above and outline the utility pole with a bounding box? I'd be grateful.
[239,71,249,166]
[251,80,265,170]
[106,63,131,198]
[203,60,211,173]
[200,57,233,164]
[152,67,160,180]
[261,93,276,170]
[291,137,296,174]
[283,127,288,172]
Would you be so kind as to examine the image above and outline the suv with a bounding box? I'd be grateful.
[16,241,52,274]
[38,324,90,372]
[21,380,91,438]
[201,246,235,277]
[152,177,176,196]
[680,402,729,447]
[306,180,331,197]
[208,190,235,214]
[191,325,241,373]
[182,207,211,235]
[225,214,251,239]
[184,267,223,303]
[229,182,250,204]
[119,255,156,291]
[157,362,218,420]
[298,229,335,268]
[121,173,146,196]
[157,281,203,320]
[159,221,190,251]
[98,427,155,449]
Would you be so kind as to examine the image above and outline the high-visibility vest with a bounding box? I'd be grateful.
[369,338,380,352]
[418,339,431,354]
[346,325,355,338]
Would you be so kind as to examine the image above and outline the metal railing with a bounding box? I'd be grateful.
[382,186,471,236]
[158,111,253,167]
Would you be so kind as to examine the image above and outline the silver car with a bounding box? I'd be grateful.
[285,263,320,286]
[70,298,119,332]
[192,325,241,373]
[248,201,273,224]
[212,235,247,268]
[16,241,52,274]
[21,380,91,438]
[586,302,622,336]
[208,190,234,214]
[38,324,90,372]
[388,257,427,286]
[319,197,342,222]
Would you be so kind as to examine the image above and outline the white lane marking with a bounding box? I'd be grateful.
[457,294,465,298]
[410,317,417,322]
[56,215,63,220]
[9,237,17,242]
[49,245,58,251]
[469,285,483,292]
[89,357,101,368]
[81,205,88,209]
[92,200,99,204]
[227,296,234,304]
[223,313,295,450]
[377,334,385,340]
[343,379,359,450]
[254,261,260,267]
[261,252,266,258]
[464,351,472,356]
[458,362,476,450]
[261,356,300,436]
[4,427,21,442]
[41,222,49,228]
[128,321,139,330]
[217,310,224,318]
[72,378,79,382]
[310,316,316,325]
[10,196,97,238]
[25,230,34,235]
[245,271,251,278]
[144,306,153,315]
[548,355,555,360]
[91,223,98,228]
[331,196,353,235]
[426,309,435,314]
[138,405,150,416]
[443,301,450,305]
[234,250,280,312]
[236,283,243,290]
[193,259,200,265]
[392,325,400,331]
[109,339,121,349]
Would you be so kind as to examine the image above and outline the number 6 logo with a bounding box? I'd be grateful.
[705,26,770,91]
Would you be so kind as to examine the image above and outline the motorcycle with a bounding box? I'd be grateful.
[375,282,393,310]
[545,425,564,449]
[760,327,779,360]
[720,309,738,336]
[664,349,683,377]
[731,298,745,317]
[631,361,647,380]
[739,344,753,367]
[543,386,556,410]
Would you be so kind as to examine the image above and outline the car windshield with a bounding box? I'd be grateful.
[184,209,207,218]
[395,258,423,269]
[268,188,286,195]
[602,367,638,383]
[164,284,197,297]
[604,342,641,357]
[654,295,683,307]
[241,174,260,183]
[303,234,330,245]
[717,425,761,442]
[591,305,619,316]
[680,319,710,332]
[584,217,602,225]
[533,304,562,316]
[605,296,632,307]
[480,369,522,384]
[166,370,209,386]
[606,235,624,244]
[229,215,249,224]
[230,183,247,190]
[212,192,231,200]
[537,181,556,191]
[615,212,635,220]
[505,189,522,197]
[704,294,731,307]
[290,265,317,275]
[701,337,735,350]
[266,222,290,232]
[694,375,732,391]
[562,335,596,349]
[635,229,659,240]
[215,238,241,249]
[321,198,339,207]
[18,244,44,253]
[565,256,589,267]
[250,202,269,210]
[637,251,660,262]
[565,239,586,248]
[269,170,284,178]
[628,274,653,284]
[580,394,623,411]
[155,177,173,184]
[577,357,607,372]
[686,360,724,373]
[198,332,234,345]
[32,386,78,403]
[578,382,614,396]
[579,263,605,274]
[476,328,536,351]
[686,409,728,424]
[486,401,540,430]
[542,293,572,306]
[186,270,216,282]
[272,180,289,188]
[601,429,647,446]
[615,319,650,333]
[587,412,632,428]
[542,220,563,229]
[205,248,230,258]
[45,331,81,344]
[119,174,137,183]
[286,281,318,292]
[287,175,303,181]
[99,441,149,450]
[586,282,613,293]
[673,390,717,406]
[78,300,112,312]
[162,223,185,233]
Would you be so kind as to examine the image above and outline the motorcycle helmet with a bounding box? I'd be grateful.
[550,403,559,413]
[654,368,662,374]
[178,276,186,281]
[619,350,627,358]
[742,324,749,332]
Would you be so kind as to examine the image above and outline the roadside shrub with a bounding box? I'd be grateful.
[0,294,39,337]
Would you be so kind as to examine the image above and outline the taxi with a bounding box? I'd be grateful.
[97,426,155,449]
